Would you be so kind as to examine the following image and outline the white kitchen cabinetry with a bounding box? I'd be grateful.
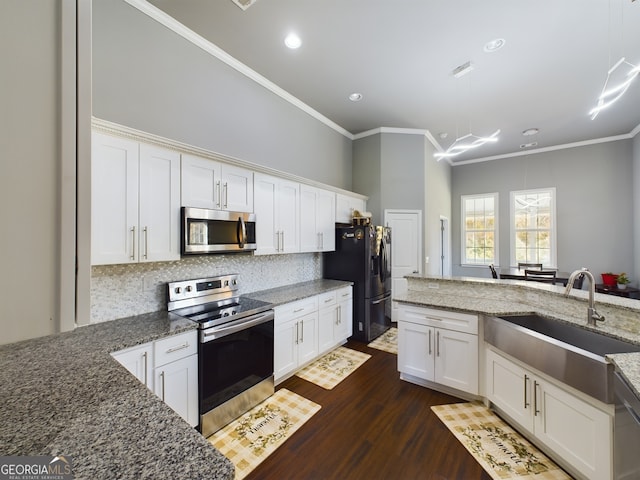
[92,131,180,265]
[111,343,153,389]
[254,173,300,255]
[318,287,353,354]
[485,348,612,480]
[111,330,198,428]
[336,193,366,224]
[300,185,336,252]
[398,305,478,395]
[274,296,319,383]
[153,331,198,427]
[181,153,253,212]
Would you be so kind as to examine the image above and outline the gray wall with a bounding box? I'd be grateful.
[1,1,61,344]
[352,135,382,221]
[452,140,635,283]
[634,135,640,280]
[92,0,352,190]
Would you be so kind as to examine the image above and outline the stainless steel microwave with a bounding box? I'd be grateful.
[181,207,257,254]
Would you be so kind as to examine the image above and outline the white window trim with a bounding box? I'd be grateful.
[461,192,499,267]
[510,187,557,269]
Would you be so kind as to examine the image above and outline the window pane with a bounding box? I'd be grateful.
[462,193,498,265]
[512,189,554,268]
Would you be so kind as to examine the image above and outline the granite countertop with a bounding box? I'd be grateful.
[0,311,234,480]
[394,285,640,402]
[0,278,352,479]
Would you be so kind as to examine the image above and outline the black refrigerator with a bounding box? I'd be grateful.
[323,225,392,342]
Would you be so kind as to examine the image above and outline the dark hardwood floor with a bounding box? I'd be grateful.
[247,339,492,480]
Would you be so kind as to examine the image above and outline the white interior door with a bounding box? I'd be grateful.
[384,210,422,322]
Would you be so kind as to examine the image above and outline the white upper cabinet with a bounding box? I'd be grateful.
[92,132,180,265]
[254,173,300,255]
[300,185,336,252]
[181,154,253,213]
[336,192,366,224]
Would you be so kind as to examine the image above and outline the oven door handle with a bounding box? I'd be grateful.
[201,311,274,342]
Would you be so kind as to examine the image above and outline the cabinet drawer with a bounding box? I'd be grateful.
[154,330,198,367]
[398,305,477,335]
[275,296,319,323]
[318,291,337,309]
[336,286,352,301]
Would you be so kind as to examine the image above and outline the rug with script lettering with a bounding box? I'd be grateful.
[367,327,398,354]
[431,402,573,480]
[295,346,371,389]
[208,388,321,480]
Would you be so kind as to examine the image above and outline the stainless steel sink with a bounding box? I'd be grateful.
[484,314,640,403]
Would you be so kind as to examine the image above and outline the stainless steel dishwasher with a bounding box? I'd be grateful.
[614,371,640,480]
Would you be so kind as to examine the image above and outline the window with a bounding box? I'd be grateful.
[510,188,556,268]
[461,193,498,265]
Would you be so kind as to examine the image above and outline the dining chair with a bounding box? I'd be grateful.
[489,264,498,279]
[524,269,557,284]
[518,262,543,270]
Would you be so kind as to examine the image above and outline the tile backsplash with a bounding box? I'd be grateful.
[91,253,322,323]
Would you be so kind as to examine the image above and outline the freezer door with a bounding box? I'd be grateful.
[355,292,392,342]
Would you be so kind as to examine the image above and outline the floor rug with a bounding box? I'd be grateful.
[295,346,371,389]
[431,402,573,480]
[367,327,398,354]
[208,388,321,480]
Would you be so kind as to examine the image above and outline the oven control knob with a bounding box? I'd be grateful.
[231,310,237,315]
[232,279,237,285]
[185,285,193,292]
[223,312,229,317]
[174,287,182,294]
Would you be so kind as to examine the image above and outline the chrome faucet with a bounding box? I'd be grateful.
[564,268,605,326]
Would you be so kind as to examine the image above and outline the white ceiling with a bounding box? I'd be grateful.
[147,0,640,164]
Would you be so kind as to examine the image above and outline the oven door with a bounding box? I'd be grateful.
[182,207,257,254]
[198,310,274,437]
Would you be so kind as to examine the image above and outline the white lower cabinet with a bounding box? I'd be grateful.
[397,304,478,395]
[486,347,612,480]
[112,330,198,427]
[274,296,319,383]
[318,287,353,354]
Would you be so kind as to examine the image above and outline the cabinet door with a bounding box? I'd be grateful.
[318,305,338,354]
[434,328,478,394]
[299,185,320,253]
[297,313,319,366]
[254,174,278,255]
[154,354,199,427]
[274,318,298,382]
[336,297,353,341]
[111,343,153,390]
[181,154,222,209]
[139,143,181,262]
[277,179,300,253]
[485,349,534,432]
[398,321,434,380]
[91,132,139,265]
[534,377,612,480]
[221,164,254,213]
[336,193,365,224]
[316,189,336,251]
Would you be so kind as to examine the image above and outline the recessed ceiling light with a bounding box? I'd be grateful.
[522,128,539,136]
[348,93,363,102]
[520,142,538,149]
[284,33,302,49]
[483,38,505,53]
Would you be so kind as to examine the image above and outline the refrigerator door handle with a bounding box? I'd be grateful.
[371,293,391,305]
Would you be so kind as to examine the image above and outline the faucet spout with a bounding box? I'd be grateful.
[565,268,605,326]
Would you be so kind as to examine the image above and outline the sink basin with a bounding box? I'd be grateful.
[484,314,640,403]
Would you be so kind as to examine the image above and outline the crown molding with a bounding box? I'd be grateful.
[123,0,353,140]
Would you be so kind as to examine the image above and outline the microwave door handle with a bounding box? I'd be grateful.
[238,216,246,249]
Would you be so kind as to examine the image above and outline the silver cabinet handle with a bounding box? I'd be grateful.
[160,371,165,401]
[143,226,148,259]
[320,232,324,249]
[165,342,189,354]
[524,375,530,409]
[215,180,221,208]
[428,330,432,355]
[293,307,304,313]
[534,381,540,416]
[130,226,136,260]
[338,305,342,325]
[436,331,440,357]
[280,231,285,251]
[324,298,333,304]
[295,321,299,345]
[142,351,148,386]
[223,182,228,208]
[300,320,304,343]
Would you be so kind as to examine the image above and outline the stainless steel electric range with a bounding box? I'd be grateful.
[167,274,274,437]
